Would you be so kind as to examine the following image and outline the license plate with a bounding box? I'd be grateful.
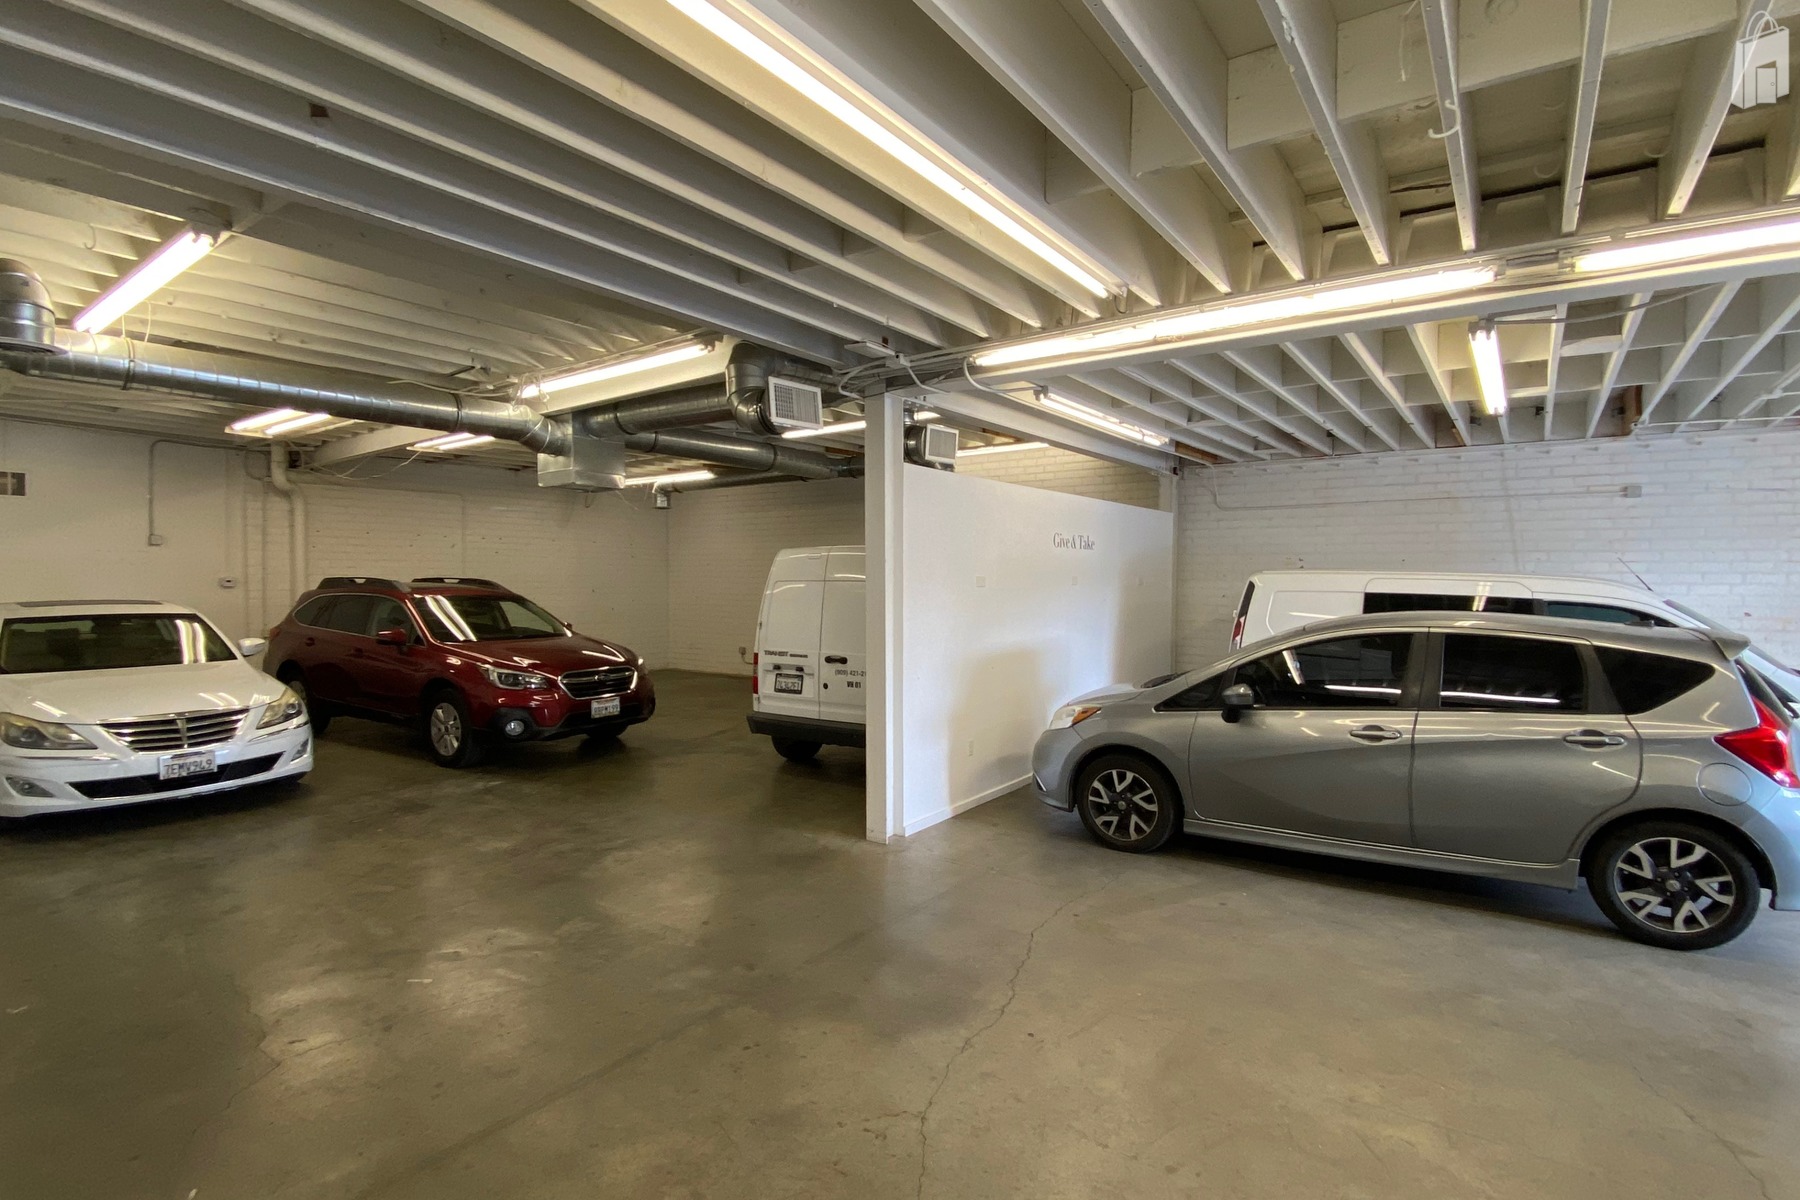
[773,673,804,695]
[590,697,622,718]
[159,750,217,781]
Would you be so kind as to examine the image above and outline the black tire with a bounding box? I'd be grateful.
[423,689,486,769]
[278,667,332,736]
[1587,820,1761,950]
[1075,752,1181,853]
[772,737,821,763]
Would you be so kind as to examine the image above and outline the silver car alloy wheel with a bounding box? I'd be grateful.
[1087,768,1158,841]
[429,702,464,758]
[1613,836,1737,935]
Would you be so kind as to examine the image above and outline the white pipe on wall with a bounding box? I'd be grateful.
[266,443,307,604]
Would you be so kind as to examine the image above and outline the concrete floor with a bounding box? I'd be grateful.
[3,670,1799,1199]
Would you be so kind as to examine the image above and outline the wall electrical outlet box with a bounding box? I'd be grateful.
[218,576,237,589]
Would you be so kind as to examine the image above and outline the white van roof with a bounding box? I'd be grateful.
[1246,569,1663,604]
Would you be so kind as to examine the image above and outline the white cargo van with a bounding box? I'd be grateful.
[747,546,867,761]
[1230,569,1800,703]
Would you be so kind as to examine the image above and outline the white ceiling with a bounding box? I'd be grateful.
[0,0,1797,465]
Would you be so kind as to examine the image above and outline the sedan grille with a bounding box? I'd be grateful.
[101,709,247,752]
[560,667,636,700]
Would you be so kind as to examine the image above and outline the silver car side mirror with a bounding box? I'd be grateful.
[1221,682,1254,723]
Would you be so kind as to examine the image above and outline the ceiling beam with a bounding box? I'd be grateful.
[1220,345,1364,450]
[1543,304,1568,437]
[1117,361,1305,456]
[1659,0,1775,216]
[1255,0,1392,265]
[897,385,1177,472]
[1083,0,1315,281]
[1405,324,1472,446]
[1637,281,1742,423]
[309,425,441,467]
[1339,332,1431,446]
[1070,369,1260,460]
[1560,0,1611,234]
[1418,0,1478,252]
[1674,274,1800,425]
[1170,355,1334,455]
[1587,291,1652,438]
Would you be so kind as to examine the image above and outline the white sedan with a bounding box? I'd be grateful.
[0,601,312,818]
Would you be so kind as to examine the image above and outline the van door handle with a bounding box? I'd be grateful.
[824,655,848,664]
[1349,725,1403,743]
[1564,730,1626,748]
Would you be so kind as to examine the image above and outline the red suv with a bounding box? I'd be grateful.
[266,577,655,767]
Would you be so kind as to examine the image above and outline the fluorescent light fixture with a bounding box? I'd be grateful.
[73,225,221,334]
[957,440,1047,457]
[412,432,497,451]
[972,266,1497,369]
[228,408,307,434]
[667,0,1110,299]
[1468,320,1508,416]
[1573,217,1800,273]
[519,341,712,399]
[622,469,716,487]
[782,418,866,440]
[1040,393,1172,447]
[263,412,340,437]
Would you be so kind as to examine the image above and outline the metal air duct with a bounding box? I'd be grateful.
[621,427,848,480]
[0,259,57,354]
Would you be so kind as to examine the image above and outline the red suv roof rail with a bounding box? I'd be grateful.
[317,576,410,591]
[411,576,507,590]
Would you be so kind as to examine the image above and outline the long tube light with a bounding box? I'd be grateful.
[973,266,1497,369]
[264,412,341,437]
[228,408,307,434]
[413,432,496,451]
[957,440,1047,457]
[1573,216,1800,274]
[782,418,866,440]
[73,226,221,334]
[667,0,1111,299]
[1468,321,1508,416]
[519,341,712,400]
[623,469,716,487]
[1040,394,1172,447]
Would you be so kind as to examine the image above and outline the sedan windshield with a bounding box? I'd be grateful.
[413,593,567,643]
[0,613,236,674]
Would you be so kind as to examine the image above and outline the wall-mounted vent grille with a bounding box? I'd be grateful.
[904,423,958,469]
[0,471,23,496]
[764,377,823,430]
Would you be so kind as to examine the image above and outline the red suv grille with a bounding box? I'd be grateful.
[560,667,636,699]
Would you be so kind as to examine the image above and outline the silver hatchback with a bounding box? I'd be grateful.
[1033,613,1800,950]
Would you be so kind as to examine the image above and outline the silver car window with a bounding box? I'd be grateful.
[1439,634,1586,712]
[1234,634,1412,708]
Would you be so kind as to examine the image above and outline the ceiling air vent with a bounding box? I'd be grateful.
[764,376,824,431]
[905,423,958,470]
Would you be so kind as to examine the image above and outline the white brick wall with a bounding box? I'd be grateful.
[957,445,1165,509]
[666,477,863,674]
[1175,432,1800,668]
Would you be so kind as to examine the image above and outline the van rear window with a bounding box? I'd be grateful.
[1364,592,1535,616]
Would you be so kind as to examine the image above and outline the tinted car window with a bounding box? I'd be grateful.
[1543,601,1673,627]
[1439,634,1585,711]
[413,593,565,642]
[0,613,235,673]
[1160,673,1223,711]
[293,595,336,627]
[320,594,377,635]
[1235,634,1412,708]
[1595,648,1715,714]
[1364,591,1536,616]
[367,597,415,639]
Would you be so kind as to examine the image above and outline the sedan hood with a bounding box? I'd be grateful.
[454,636,635,674]
[1066,682,1144,706]
[0,660,280,724]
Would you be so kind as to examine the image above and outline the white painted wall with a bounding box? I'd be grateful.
[1175,432,1800,668]
[899,465,1174,835]
[0,421,671,658]
[665,477,863,674]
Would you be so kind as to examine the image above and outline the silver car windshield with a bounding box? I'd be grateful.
[0,613,236,674]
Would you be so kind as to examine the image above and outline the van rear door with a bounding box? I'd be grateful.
[756,550,825,720]
[818,548,866,725]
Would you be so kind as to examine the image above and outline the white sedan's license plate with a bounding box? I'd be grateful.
[159,750,217,781]
[773,673,804,695]
[590,697,622,718]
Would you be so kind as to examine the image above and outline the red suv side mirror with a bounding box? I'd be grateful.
[375,627,411,647]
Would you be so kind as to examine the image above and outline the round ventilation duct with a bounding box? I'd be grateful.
[0,259,59,354]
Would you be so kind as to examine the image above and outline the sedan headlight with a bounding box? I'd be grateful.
[0,712,97,750]
[1047,704,1103,731]
[479,664,553,690]
[256,686,306,729]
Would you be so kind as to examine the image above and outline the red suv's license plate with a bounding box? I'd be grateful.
[590,697,622,719]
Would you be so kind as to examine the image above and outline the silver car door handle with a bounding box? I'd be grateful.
[1564,730,1627,748]
[1349,725,1403,743]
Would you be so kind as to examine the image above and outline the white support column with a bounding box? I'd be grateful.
[864,393,905,844]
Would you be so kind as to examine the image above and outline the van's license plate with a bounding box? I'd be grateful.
[773,673,804,694]
[159,750,217,781]
[590,697,622,718]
